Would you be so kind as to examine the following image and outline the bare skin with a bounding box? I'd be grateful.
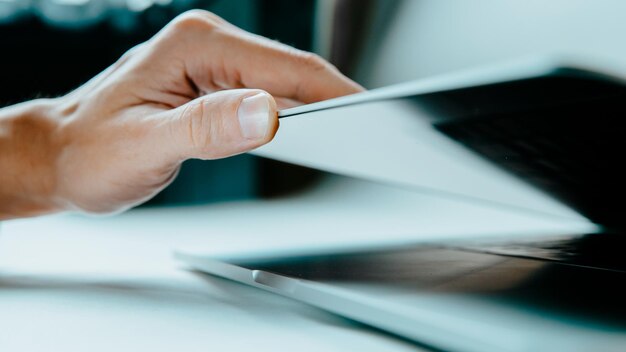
[0,10,363,220]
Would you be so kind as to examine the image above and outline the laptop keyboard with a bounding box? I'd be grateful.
[435,96,626,229]
[458,233,626,272]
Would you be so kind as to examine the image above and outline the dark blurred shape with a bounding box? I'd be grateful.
[328,0,399,77]
[329,0,374,76]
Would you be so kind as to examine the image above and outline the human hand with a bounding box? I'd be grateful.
[0,10,363,218]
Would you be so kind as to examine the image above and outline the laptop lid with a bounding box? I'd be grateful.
[252,57,626,231]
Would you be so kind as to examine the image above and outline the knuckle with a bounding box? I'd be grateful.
[170,10,223,33]
[298,52,329,71]
[116,42,145,65]
[180,100,216,157]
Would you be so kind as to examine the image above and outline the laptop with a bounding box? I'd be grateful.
[175,57,626,352]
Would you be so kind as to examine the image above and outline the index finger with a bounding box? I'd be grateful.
[170,11,365,103]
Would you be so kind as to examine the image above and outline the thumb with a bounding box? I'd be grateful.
[166,89,279,160]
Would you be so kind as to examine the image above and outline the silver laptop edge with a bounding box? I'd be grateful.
[278,55,626,118]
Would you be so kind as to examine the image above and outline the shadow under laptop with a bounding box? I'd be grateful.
[0,270,433,351]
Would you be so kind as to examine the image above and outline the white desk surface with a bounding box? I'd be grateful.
[0,175,596,351]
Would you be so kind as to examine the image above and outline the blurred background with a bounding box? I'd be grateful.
[3,0,626,207]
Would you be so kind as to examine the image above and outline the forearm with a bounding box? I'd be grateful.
[0,99,65,220]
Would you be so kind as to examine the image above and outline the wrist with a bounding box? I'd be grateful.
[0,98,67,219]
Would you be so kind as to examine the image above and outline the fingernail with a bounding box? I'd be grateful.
[238,93,271,140]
